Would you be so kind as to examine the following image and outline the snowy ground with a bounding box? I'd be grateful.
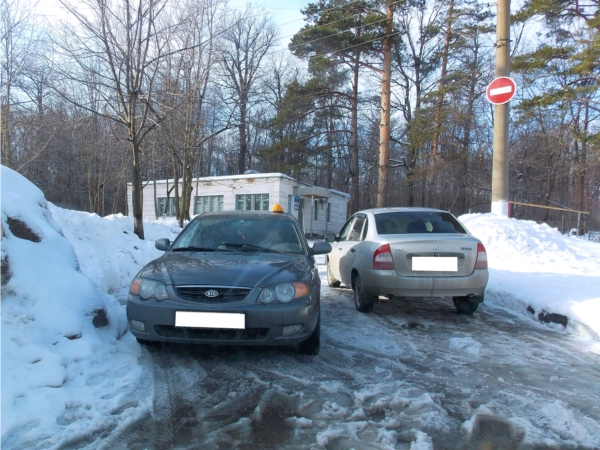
[2,165,600,449]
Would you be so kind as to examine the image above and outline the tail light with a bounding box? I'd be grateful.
[373,244,394,270]
[474,243,488,270]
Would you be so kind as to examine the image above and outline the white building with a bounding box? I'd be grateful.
[127,172,350,236]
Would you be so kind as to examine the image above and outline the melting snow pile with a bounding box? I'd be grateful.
[460,213,600,339]
[0,166,179,447]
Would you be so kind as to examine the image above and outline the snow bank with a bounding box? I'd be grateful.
[48,205,181,298]
[460,213,600,339]
[0,166,178,447]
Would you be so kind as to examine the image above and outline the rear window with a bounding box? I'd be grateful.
[374,211,467,235]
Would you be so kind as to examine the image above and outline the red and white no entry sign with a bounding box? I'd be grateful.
[486,77,517,105]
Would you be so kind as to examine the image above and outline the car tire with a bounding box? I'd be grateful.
[297,316,320,355]
[353,274,375,313]
[327,258,341,287]
[453,296,479,314]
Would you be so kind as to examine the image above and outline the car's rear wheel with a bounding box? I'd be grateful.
[453,296,479,314]
[297,316,320,355]
[327,258,341,287]
[353,274,375,313]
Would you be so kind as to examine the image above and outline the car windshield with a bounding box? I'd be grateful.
[374,211,467,235]
[171,215,305,254]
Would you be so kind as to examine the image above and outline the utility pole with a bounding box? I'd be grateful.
[491,0,510,216]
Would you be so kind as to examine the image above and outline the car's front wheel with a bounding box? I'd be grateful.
[453,296,479,314]
[327,258,341,287]
[297,316,320,355]
[353,274,375,313]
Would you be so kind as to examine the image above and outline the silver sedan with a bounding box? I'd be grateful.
[324,208,489,314]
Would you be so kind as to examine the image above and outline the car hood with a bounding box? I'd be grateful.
[139,251,311,287]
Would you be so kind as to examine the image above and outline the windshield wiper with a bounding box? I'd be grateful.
[242,243,281,253]
[172,246,219,252]
[220,242,280,253]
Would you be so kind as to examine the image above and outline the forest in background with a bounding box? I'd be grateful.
[2,0,599,237]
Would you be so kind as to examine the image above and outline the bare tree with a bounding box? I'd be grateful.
[158,0,231,227]
[220,5,277,174]
[1,0,43,168]
[426,0,454,207]
[54,0,171,239]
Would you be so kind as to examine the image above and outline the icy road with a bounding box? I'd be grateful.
[102,262,600,450]
[5,167,600,450]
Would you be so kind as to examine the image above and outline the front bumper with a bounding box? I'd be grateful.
[126,292,319,346]
[360,268,489,298]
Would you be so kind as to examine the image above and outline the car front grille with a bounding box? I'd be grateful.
[175,286,251,302]
[155,325,269,341]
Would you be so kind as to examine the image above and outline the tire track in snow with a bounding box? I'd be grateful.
[101,283,600,449]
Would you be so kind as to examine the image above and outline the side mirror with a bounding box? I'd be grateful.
[155,238,170,251]
[324,232,337,243]
[311,241,332,255]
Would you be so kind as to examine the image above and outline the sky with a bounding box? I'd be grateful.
[2,164,600,448]
[35,0,310,46]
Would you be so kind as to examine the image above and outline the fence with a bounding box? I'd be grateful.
[508,201,599,241]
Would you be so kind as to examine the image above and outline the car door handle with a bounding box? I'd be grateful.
[350,248,355,252]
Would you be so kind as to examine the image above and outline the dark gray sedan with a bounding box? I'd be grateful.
[325,208,489,314]
[127,210,331,355]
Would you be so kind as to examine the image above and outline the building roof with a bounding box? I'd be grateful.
[133,172,296,185]
[129,172,351,199]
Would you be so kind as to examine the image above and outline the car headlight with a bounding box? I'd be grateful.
[258,282,309,304]
[130,278,169,301]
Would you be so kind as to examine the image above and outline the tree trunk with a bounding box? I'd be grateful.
[350,59,360,212]
[238,100,247,174]
[131,141,145,240]
[152,143,158,220]
[1,82,11,168]
[427,0,454,208]
[327,110,334,189]
[179,144,193,227]
[575,102,588,232]
[350,27,361,213]
[172,156,181,224]
[376,1,394,208]
[461,46,479,214]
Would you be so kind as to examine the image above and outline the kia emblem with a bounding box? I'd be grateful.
[205,289,219,298]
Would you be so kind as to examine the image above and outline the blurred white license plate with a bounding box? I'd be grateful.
[412,257,457,272]
[175,311,245,329]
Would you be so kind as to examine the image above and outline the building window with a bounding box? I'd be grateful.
[288,195,292,213]
[236,194,269,211]
[157,197,181,217]
[327,202,331,222]
[313,200,318,220]
[194,195,224,214]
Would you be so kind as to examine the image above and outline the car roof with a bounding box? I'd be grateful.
[356,207,448,215]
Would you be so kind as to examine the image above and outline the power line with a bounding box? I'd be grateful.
[311,29,402,60]
[282,0,405,43]
[278,0,366,33]
[286,2,405,53]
